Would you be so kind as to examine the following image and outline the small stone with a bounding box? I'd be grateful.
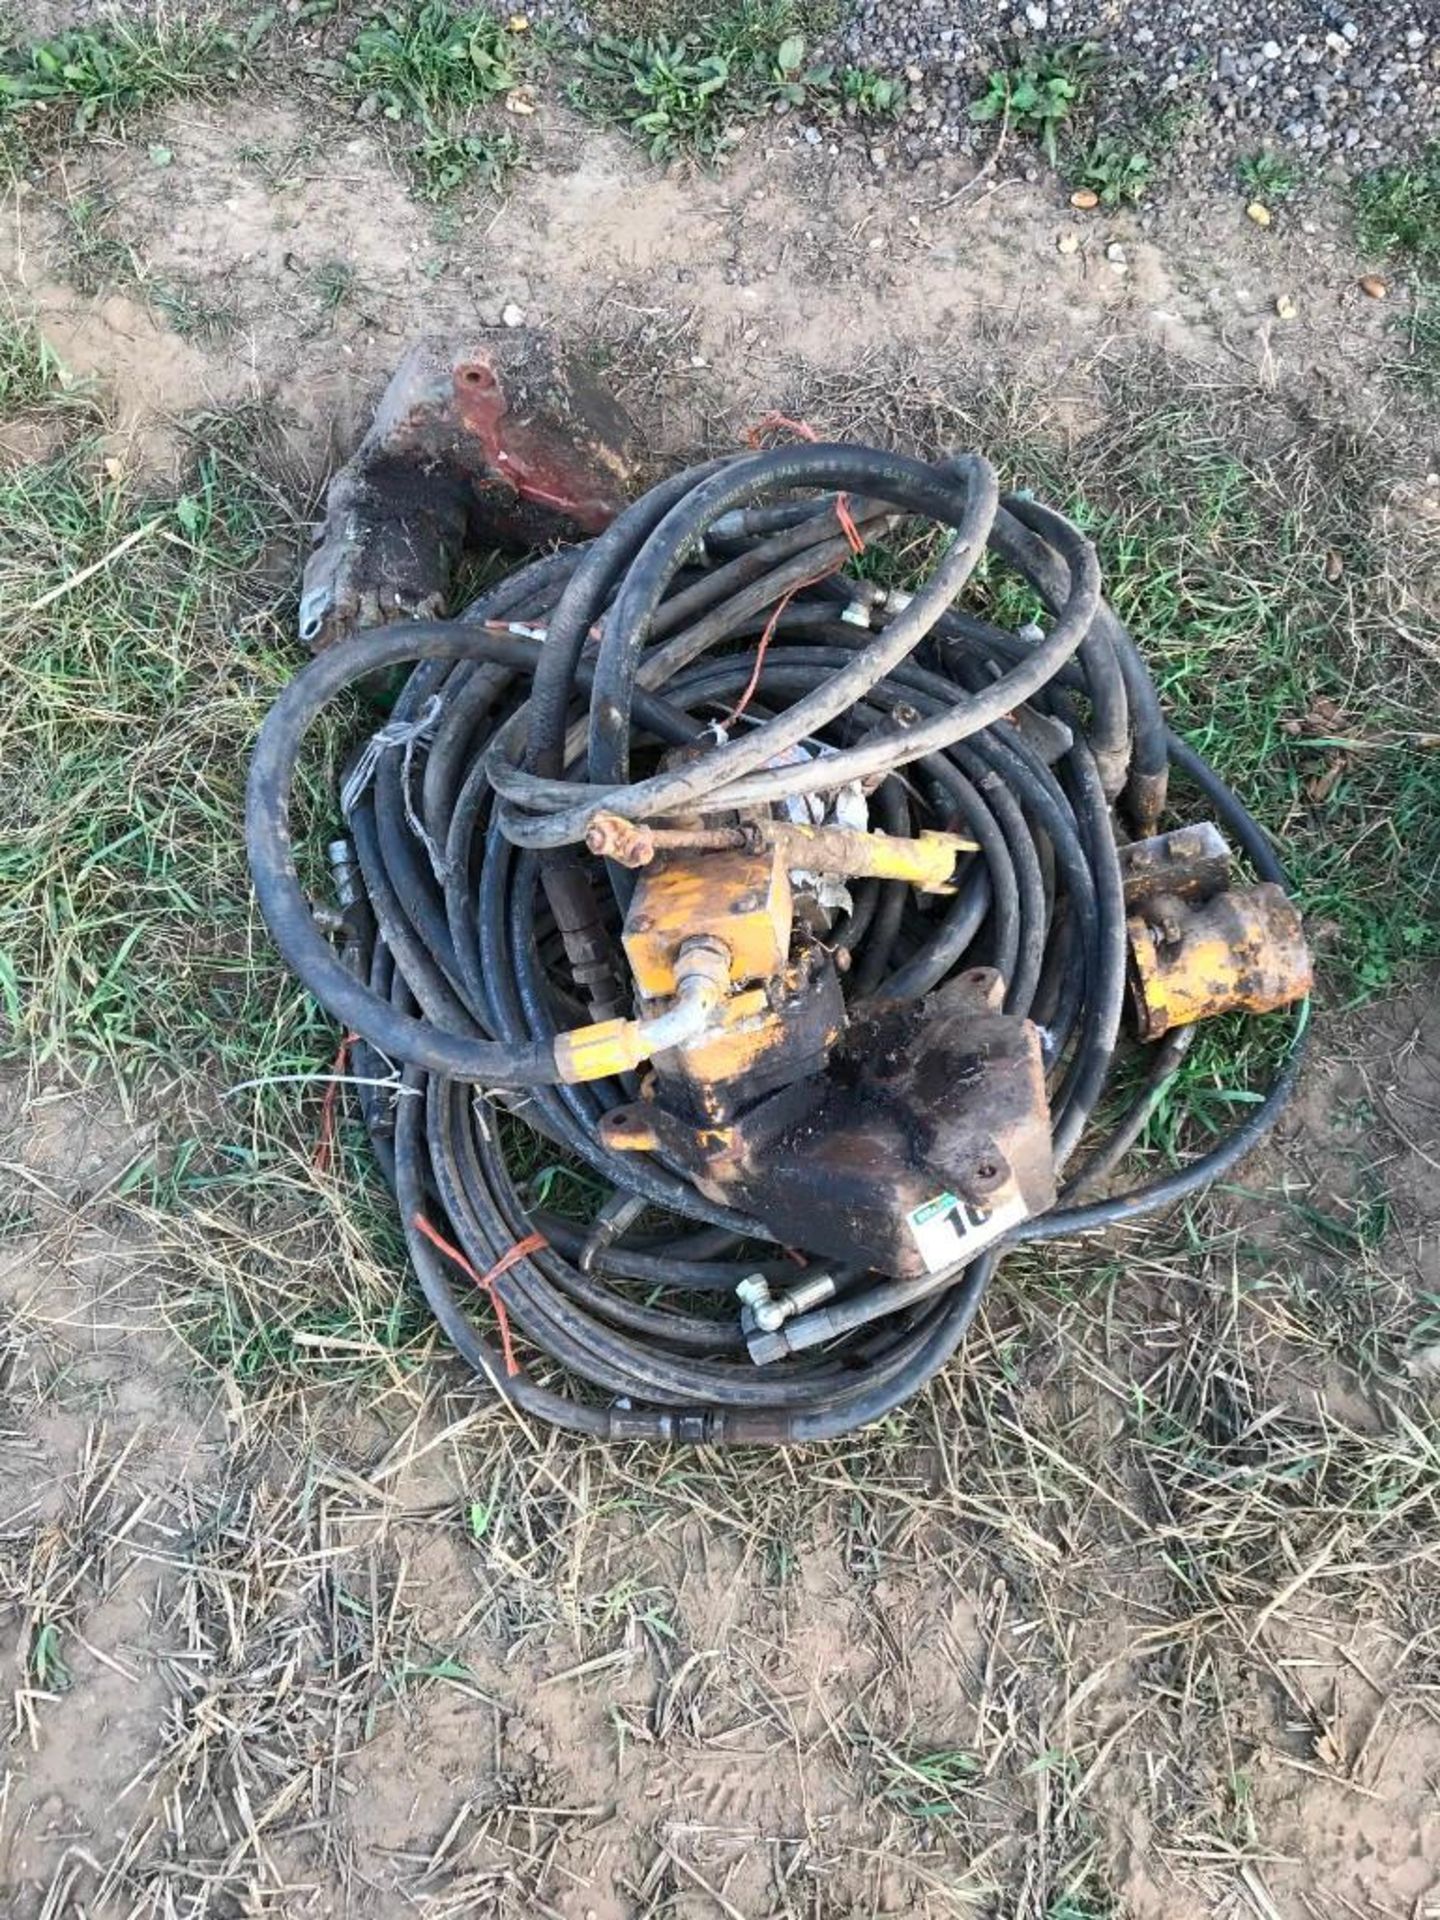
[1025,2,1048,27]
[1405,28,1425,51]
[1070,187,1099,209]
[1275,293,1297,318]
[1106,241,1127,263]
[1261,39,1282,60]
[1246,200,1273,225]
[501,302,526,327]
[905,64,923,83]
[1057,230,1080,253]
[1359,274,1387,298]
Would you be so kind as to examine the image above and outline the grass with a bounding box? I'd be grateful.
[816,349,1440,1007]
[0,322,331,1092]
[1072,398,1440,1000]
[147,279,241,342]
[872,1739,981,1821]
[0,309,67,409]
[308,257,359,315]
[1353,143,1440,268]
[59,193,137,294]
[339,0,532,197]
[1236,148,1303,204]
[1353,144,1440,393]
[0,14,250,168]
[567,1,903,164]
[342,1,527,122]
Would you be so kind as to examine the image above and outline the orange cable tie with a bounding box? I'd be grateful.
[412,1214,546,1379]
[312,1031,357,1175]
[834,491,866,556]
[719,557,843,729]
[743,411,820,449]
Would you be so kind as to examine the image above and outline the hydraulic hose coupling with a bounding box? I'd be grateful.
[552,935,731,1084]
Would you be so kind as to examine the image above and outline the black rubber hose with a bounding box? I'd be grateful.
[247,445,1307,1445]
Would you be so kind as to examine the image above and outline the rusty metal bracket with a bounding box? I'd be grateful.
[299,332,634,650]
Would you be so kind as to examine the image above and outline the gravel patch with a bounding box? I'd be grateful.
[828,0,1437,170]
[516,0,1437,176]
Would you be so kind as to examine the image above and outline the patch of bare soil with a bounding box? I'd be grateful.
[3,88,1440,1920]
[6,99,1429,480]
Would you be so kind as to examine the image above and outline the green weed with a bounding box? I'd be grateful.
[568,4,902,163]
[339,2,531,198]
[839,64,905,117]
[415,123,521,199]
[1236,149,1302,203]
[1353,144,1440,267]
[1074,133,1152,206]
[28,1620,71,1691]
[0,16,248,159]
[969,46,1096,163]
[571,33,737,161]
[343,1,526,121]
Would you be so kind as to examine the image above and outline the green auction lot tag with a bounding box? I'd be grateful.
[905,1189,1024,1273]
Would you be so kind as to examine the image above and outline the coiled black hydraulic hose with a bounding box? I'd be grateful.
[247,443,1308,1443]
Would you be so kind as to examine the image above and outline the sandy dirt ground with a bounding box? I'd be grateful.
[3,64,1440,1920]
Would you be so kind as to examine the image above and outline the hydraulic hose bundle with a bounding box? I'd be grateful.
[247,442,1310,1443]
